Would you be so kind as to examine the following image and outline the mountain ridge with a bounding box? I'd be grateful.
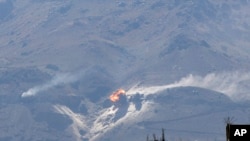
[0,0,250,141]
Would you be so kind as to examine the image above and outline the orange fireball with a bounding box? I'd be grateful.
[109,89,126,102]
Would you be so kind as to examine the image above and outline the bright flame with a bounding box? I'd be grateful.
[109,89,126,102]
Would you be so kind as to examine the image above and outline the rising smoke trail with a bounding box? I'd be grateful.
[126,71,250,101]
[21,72,80,98]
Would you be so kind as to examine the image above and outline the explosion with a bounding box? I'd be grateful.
[109,88,126,102]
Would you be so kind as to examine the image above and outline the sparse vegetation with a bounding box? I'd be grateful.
[147,128,165,141]
[225,116,235,141]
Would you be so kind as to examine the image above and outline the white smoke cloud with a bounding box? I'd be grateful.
[127,72,250,101]
[21,72,79,98]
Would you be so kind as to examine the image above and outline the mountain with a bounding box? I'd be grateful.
[0,0,250,141]
[94,87,242,141]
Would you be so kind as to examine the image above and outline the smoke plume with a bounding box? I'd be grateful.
[127,72,250,101]
[21,72,79,98]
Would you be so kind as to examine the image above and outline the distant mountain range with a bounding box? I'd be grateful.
[0,0,250,141]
